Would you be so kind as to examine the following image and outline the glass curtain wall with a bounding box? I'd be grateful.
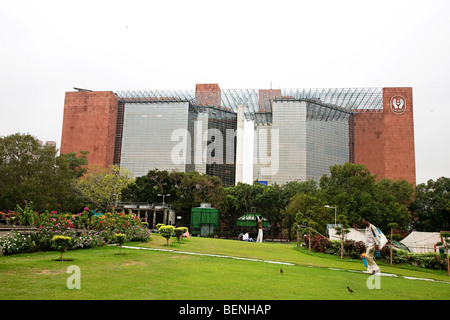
[120,101,194,178]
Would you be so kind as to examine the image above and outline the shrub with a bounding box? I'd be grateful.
[114,233,126,246]
[326,241,341,256]
[114,233,127,255]
[159,225,175,247]
[156,223,165,230]
[304,235,332,253]
[174,227,188,243]
[305,234,379,260]
[343,240,366,259]
[16,201,37,226]
[125,224,152,242]
[33,221,78,251]
[391,249,447,271]
[73,230,106,249]
[0,231,36,255]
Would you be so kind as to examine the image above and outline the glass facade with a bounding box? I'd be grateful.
[195,107,237,186]
[254,100,351,185]
[120,101,195,178]
[119,102,237,186]
[306,101,351,181]
[115,90,360,185]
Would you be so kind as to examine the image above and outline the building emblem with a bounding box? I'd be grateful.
[390,95,406,115]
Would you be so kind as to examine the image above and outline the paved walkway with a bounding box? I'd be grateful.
[120,245,450,285]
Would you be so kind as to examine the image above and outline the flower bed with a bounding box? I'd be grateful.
[0,208,151,255]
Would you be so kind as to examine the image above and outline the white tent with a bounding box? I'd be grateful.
[400,231,442,253]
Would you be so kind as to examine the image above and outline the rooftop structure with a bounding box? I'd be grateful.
[115,87,383,120]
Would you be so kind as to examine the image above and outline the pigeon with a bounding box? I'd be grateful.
[280,268,283,274]
[347,286,354,293]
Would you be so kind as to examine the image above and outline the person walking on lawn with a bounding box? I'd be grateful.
[362,218,381,275]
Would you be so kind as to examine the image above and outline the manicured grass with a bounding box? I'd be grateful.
[0,235,449,300]
[139,235,450,283]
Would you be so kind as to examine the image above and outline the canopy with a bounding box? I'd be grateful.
[237,213,268,227]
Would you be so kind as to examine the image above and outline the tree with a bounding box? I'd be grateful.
[58,151,89,179]
[225,182,266,213]
[294,210,318,253]
[122,169,180,204]
[77,165,134,212]
[319,163,413,232]
[410,177,450,232]
[254,184,285,239]
[175,171,227,212]
[281,180,318,202]
[436,231,450,276]
[122,169,227,214]
[387,222,399,266]
[0,133,87,212]
[51,235,72,262]
[335,214,350,260]
[320,163,378,227]
[285,193,329,235]
[374,179,413,231]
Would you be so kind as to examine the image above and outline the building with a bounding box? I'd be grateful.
[60,84,416,186]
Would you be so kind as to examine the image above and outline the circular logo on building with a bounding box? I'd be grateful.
[390,95,406,115]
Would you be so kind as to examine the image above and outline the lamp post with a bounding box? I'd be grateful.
[324,205,337,227]
[158,194,170,225]
[157,193,170,207]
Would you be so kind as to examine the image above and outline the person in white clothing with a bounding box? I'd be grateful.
[256,216,264,243]
[362,218,380,274]
[243,232,254,242]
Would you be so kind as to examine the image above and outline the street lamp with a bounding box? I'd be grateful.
[158,194,171,225]
[324,205,337,227]
[157,193,171,207]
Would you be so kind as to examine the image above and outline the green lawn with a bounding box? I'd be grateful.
[1,235,449,300]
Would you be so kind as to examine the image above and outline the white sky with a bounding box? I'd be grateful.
[1,0,449,184]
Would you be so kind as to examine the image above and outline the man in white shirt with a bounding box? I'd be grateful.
[362,218,380,274]
[243,232,254,242]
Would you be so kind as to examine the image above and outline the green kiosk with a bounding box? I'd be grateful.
[190,203,219,237]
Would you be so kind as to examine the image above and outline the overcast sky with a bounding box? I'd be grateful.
[1,0,449,184]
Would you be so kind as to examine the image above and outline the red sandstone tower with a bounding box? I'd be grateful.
[60,90,119,168]
[353,87,416,184]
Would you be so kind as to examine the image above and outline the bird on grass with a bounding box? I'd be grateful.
[347,286,354,293]
[280,268,283,274]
